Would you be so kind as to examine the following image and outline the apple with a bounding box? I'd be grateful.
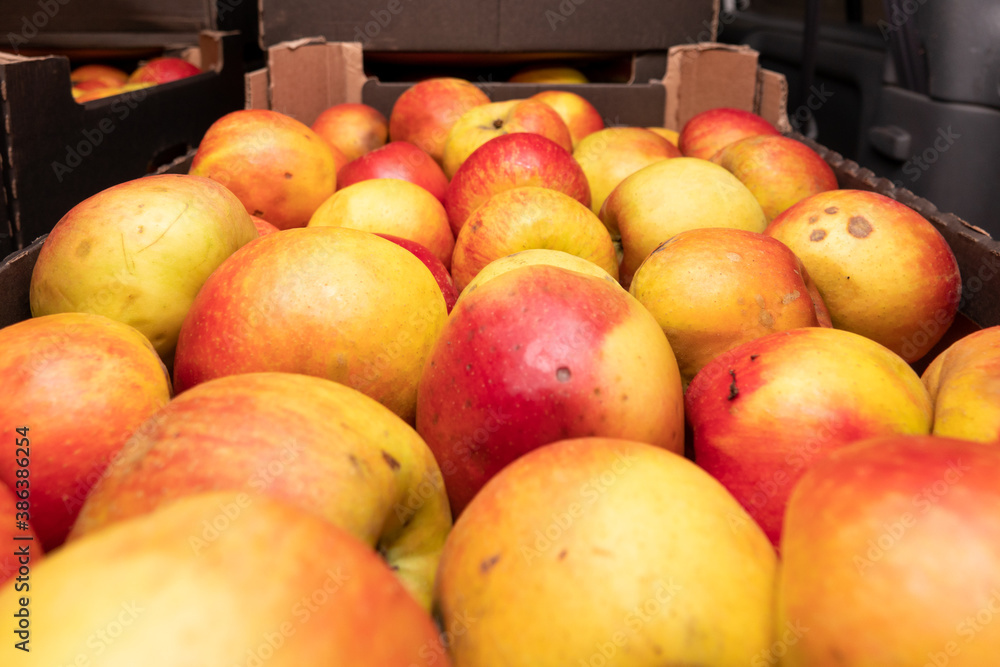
[173,227,448,423]
[573,126,681,216]
[686,327,933,548]
[74,81,154,103]
[1,492,448,665]
[646,126,679,145]
[629,227,832,385]
[251,214,280,237]
[376,233,459,314]
[189,109,338,230]
[777,435,1000,666]
[127,56,201,84]
[765,189,962,362]
[457,248,616,305]
[0,482,42,586]
[442,99,573,178]
[450,185,618,292]
[337,141,449,203]
[712,134,839,221]
[601,157,767,288]
[678,107,781,160]
[29,174,257,363]
[444,132,591,236]
[72,78,115,92]
[311,102,388,162]
[0,313,171,550]
[508,65,588,83]
[529,90,605,148]
[71,372,451,609]
[388,77,491,166]
[436,437,776,665]
[308,177,454,269]
[922,326,1000,444]
[70,63,128,88]
[415,265,684,515]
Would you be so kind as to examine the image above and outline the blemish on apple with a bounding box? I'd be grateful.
[847,216,873,238]
[808,215,818,224]
[284,172,293,179]
[381,450,401,471]
[727,252,742,262]
[824,206,838,214]
[556,367,572,382]
[810,229,827,242]
[480,554,501,573]
[781,291,801,304]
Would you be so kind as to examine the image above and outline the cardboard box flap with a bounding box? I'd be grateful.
[266,40,366,125]
[757,68,791,133]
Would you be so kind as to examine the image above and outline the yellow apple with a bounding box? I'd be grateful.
[922,326,1000,444]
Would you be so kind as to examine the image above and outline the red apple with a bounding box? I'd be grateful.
[70,64,128,88]
[712,134,839,221]
[251,215,280,237]
[0,482,42,587]
[442,98,574,178]
[337,141,449,203]
[376,233,459,313]
[530,90,605,147]
[0,493,448,665]
[0,313,172,550]
[778,435,1000,666]
[444,132,591,236]
[71,372,451,609]
[686,327,933,548]
[173,227,448,423]
[127,56,201,84]
[678,107,781,160]
[388,77,491,166]
[416,265,684,515]
[311,102,388,162]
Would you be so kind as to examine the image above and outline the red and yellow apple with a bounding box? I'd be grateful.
[71,372,450,609]
[308,178,454,269]
[376,233,459,313]
[70,64,128,88]
[388,77,491,166]
[778,435,1000,666]
[173,227,447,423]
[1,492,448,665]
[712,134,839,221]
[765,189,962,362]
[922,326,1000,444]
[530,90,604,147]
[442,99,574,178]
[74,81,154,103]
[311,102,388,162]
[28,174,257,363]
[573,126,681,216]
[0,313,171,550]
[509,66,588,83]
[127,56,201,84]
[444,132,591,236]
[646,126,679,146]
[678,107,781,160]
[450,186,618,292]
[437,437,776,665]
[189,109,338,230]
[601,156,767,287]
[337,141,449,203]
[686,327,933,548]
[251,214,280,237]
[629,227,831,385]
[416,265,683,515]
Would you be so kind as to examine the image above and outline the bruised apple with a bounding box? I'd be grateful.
[416,265,684,515]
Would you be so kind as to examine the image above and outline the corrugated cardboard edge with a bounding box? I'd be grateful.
[264,39,366,125]
[794,131,1000,328]
[661,43,790,131]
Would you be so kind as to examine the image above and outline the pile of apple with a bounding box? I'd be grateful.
[2,74,1000,666]
[70,57,202,103]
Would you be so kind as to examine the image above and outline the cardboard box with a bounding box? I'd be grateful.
[258,0,719,53]
[0,31,246,257]
[5,42,998,346]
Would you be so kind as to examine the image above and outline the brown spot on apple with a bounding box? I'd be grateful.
[480,553,501,573]
[253,210,264,216]
[558,549,568,560]
[825,207,839,214]
[76,240,92,257]
[556,367,572,382]
[808,215,818,224]
[493,119,503,129]
[284,172,293,179]
[381,451,401,471]
[781,291,801,304]
[847,216,873,238]
[758,310,775,328]
[810,229,827,242]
